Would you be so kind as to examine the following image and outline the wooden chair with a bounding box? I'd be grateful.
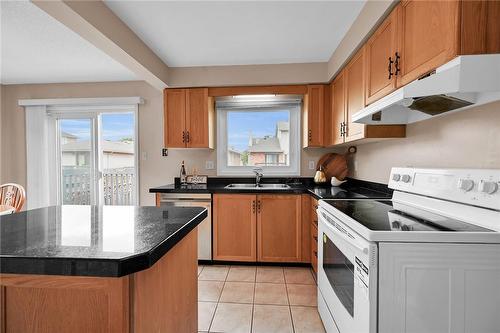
[0,183,26,212]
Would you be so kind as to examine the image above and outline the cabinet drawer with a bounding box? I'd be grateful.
[311,222,318,273]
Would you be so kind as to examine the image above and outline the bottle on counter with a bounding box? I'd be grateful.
[180,161,187,184]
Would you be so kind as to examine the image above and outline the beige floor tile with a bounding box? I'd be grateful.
[284,267,315,285]
[291,306,326,333]
[254,283,288,305]
[252,304,293,333]
[256,266,285,283]
[227,266,256,282]
[199,265,229,281]
[198,302,217,332]
[287,284,317,306]
[219,282,255,304]
[210,303,253,333]
[198,280,224,302]
[198,265,205,276]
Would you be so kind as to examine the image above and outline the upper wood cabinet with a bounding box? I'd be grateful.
[365,7,399,105]
[164,88,214,148]
[213,194,257,262]
[396,0,461,86]
[326,48,406,146]
[326,72,345,146]
[344,48,367,143]
[363,0,500,105]
[303,85,325,147]
[257,194,302,263]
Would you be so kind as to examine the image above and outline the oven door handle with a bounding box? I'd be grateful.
[320,214,368,254]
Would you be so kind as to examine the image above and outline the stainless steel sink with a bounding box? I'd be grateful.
[225,183,291,190]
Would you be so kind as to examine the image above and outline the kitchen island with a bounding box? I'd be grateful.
[0,205,207,333]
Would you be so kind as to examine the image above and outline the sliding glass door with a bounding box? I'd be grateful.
[56,111,137,206]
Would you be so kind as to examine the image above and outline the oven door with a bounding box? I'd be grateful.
[317,207,378,333]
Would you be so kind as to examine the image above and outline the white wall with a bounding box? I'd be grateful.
[352,101,500,183]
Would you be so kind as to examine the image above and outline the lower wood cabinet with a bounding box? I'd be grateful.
[213,194,302,263]
[257,194,302,263]
[213,194,257,261]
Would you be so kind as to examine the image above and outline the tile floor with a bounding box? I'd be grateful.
[198,265,326,333]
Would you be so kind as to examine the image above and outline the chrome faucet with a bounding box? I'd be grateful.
[253,167,263,187]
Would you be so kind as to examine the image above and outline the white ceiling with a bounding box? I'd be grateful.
[0,1,137,84]
[105,1,366,67]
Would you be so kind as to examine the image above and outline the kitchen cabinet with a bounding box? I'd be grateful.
[396,0,460,87]
[362,0,500,105]
[257,194,302,262]
[303,85,325,147]
[326,72,345,146]
[364,6,399,105]
[344,48,367,143]
[213,194,303,263]
[164,88,214,148]
[311,197,319,274]
[213,194,256,261]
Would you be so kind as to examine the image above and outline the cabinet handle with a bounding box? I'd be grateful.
[257,200,261,213]
[252,200,256,213]
[308,129,312,142]
[182,131,186,143]
[388,56,394,79]
[343,122,348,137]
[394,52,401,75]
[186,131,190,143]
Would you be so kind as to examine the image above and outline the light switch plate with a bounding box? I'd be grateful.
[308,161,316,170]
[205,161,215,170]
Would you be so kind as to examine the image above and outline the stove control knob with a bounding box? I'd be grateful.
[401,174,411,183]
[392,174,401,182]
[458,178,475,192]
[479,181,498,194]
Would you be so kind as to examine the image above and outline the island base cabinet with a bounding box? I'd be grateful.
[0,230,198,333]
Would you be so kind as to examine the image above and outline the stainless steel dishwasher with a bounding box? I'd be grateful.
[158,193,212,260]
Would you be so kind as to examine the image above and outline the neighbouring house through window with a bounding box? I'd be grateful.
[216,95,301,176]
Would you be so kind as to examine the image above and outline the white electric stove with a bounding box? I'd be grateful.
[317,167,500,333]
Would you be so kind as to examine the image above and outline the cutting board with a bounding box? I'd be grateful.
[316,146,357,181]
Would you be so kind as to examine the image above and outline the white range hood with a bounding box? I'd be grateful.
[353,54,500,125]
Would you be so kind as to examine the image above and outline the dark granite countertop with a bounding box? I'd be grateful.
[0,205,207,277]
[149,177,392,200]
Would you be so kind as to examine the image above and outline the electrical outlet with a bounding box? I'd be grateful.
[309,161,316,170]
[161,148,168,157]
[205,160,215,170]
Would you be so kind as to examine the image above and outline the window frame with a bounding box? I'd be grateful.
[216,105,301,176]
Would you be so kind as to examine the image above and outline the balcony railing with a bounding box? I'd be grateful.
[62,167,135,205]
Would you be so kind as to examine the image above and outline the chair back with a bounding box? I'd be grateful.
[0,183,26,212]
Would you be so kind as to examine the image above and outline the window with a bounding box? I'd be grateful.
[21,97,142,209]
[217,95,301,176]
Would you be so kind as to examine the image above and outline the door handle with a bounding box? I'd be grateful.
[388,56,394,79]
[394,52,401,75]
[252,200,256,213]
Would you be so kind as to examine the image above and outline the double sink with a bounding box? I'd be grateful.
[224,183,291,190]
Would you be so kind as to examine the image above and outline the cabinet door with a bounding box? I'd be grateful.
[365,6,398,105]
[396,0,460,87]
[257,194,301,262]
[344,48,366,143]
[213,194,257,261]
[304,85,324,147]
[186,88,212,148]
[329,71,346,146]
[164,89,186,148]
